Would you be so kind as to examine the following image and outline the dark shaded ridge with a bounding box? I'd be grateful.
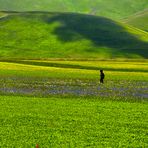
[45,13,148,58]
[1,60,148,72]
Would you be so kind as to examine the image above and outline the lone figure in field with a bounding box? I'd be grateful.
[100,70,105,83]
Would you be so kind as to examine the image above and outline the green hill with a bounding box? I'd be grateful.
[0,12,148,59]
[123,10,148,32]
[0,0,148,20]
[0,12,5,17]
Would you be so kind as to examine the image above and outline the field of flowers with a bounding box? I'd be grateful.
[0,60,148,147]
[0,60,148,100]
[0,77,148,100]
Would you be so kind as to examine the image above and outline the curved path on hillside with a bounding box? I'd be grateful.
[0,14,9,19]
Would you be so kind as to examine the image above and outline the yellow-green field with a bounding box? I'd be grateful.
[0,60,148,98]
[0,60,148,80]
[0,60,148,147]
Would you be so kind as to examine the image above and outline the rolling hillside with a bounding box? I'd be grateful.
[0,12,5,17]
[123,10,148,32]
[0,0,148,20]
[0,12,148,59]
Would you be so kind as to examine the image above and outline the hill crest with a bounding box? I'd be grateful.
[0,0,148,20]
[0,11,148,59]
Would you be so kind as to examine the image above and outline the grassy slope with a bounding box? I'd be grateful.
[0,12,6,17]
[0,0,148,20]
[123,10,148,32]
[0,12,3,17]
[0,12,148,59]
[0,96,147,147]
[0,60,148,80]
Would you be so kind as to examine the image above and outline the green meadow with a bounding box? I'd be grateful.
[0,12,4,17]
[0,2,148,147]
[0,12,148,59]
[0,0,148,20]
[0,59,148,147]
[123,10,148,32]
[0,60,148,80]
[0,95,148,147]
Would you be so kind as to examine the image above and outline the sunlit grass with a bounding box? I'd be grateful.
[122,23,148,41]
[0,12,4,17]
[0,60,147,147]
[32,60,148,72]
[123,10,148,32]
[0,60,148,80]
[0,95,147,147]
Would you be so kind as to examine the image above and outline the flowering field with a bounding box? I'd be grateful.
[0,60,148,147]
[0,60,148,99]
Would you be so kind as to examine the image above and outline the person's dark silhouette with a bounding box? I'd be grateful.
[100,70,105,83]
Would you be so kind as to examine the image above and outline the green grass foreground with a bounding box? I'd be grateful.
[0,95,147,147]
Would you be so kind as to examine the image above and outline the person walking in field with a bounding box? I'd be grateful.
[100,70,105,83]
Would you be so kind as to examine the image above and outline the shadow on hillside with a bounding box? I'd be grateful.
[1,60,148,72]
[44,13,148,58]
